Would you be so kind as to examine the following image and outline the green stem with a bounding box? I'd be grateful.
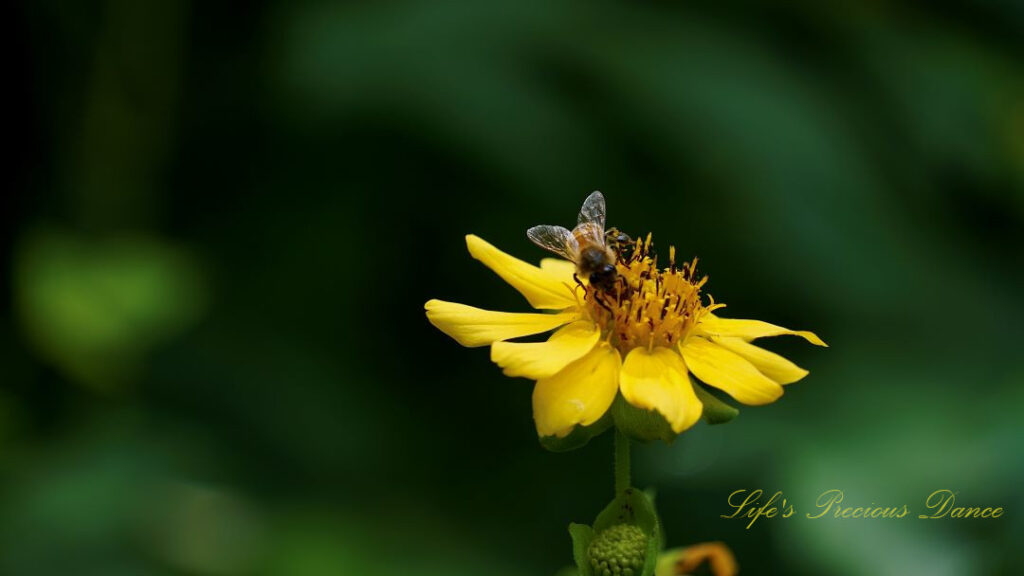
[614,429,631,495]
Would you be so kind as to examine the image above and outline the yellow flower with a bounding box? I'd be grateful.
[425,234,826,440]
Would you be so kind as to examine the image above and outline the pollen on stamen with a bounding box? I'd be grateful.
[585,235,720,354]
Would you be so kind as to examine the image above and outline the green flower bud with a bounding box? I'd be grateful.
[570,488,663,576]
[588,524,647,576]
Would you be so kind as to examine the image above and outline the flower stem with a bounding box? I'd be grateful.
[614,429,631,494]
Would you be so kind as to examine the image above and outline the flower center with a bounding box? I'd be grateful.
[588,523,648,576]
[585,234,721,354]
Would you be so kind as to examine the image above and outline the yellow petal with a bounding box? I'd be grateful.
[698,314,827,347]
[712,336,809,385]
[540,258,579,284]
[679,337,783,405]
[466,235,578,310]
[490,320,600,379]
[425,299,578,347]
[532,343,620,438]
[620,347,703,433]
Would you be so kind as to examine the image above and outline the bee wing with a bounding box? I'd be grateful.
[577,191,606,230]
[574,191,609,248]
[527,225,579,261]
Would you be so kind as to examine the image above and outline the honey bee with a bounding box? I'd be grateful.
[527,191,628,293]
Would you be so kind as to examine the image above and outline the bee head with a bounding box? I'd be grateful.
[590,264,618,292]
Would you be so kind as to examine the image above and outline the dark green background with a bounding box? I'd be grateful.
[8,1,1023,575]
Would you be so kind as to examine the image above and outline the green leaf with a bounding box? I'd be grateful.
[692,382,739,424]
[14,230,207,391]
[568,523,594,576]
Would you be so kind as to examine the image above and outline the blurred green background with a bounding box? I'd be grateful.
[9,1,1024,575]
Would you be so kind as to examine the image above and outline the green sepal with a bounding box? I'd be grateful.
[593,488,661,541]
[592,488,664,576]
[639,489,664,576]
[692,382,739,424]
[610,394,676,444]
[539,410,613,452]
[641,519,662,576]
[654,548,686,576]
[568,523,595,576]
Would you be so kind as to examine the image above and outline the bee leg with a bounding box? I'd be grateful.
[595,291,614,313]
[573,273,589,298]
